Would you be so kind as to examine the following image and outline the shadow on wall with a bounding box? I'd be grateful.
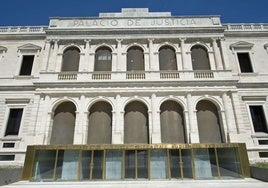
[0,168,23,186]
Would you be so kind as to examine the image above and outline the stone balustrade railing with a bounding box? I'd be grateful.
[0,26,47,33]
[224,24,268,31]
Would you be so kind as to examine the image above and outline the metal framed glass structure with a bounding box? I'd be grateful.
[22,143,250,181]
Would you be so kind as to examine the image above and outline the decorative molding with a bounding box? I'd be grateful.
[230,41,254,49]
[0,46,7,53]
[17,43,42,53]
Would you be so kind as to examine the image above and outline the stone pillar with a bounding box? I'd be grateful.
[144,52,150,71]
[48,40,59,72]
[219,38,230,70]
[148,110,152,144]
[113,94,123,144]
[222,92,232,142]
[212,38,223,70]
[73,111,82,144]
[83,39,91,72]
[187,93,199,143]
[116,39,123,71]
[180,38,188,70]
[148,38,155,70]
[41,40,51,72]
[151,93,161,143]
[176,51,183,70]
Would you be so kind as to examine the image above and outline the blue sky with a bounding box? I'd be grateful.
[0,0,267,26]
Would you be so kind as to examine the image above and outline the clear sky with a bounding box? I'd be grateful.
[0,0,267,26]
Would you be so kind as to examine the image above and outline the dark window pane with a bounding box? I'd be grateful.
[170,150,181,178]
[92,150,103,180]
[0,155,15,161]
[127,46,144,71]
[159,46,177,70]
[95,47,112,71]
[191,45,210,70]
[237,53,253,73]
[19,55,34,75]
[32,150,56,181]
[80,150,91,180]
[259,152,268,158]
[105,150,122,180]
[150,149,168,179]
[5,109,23,136]
[258,140,268,145]
[181,149,193,179]
[217,148,241,178]
[137,150,148,179]
[62,47,80,72]
[3,143,15,148]
[125,150,136,179]
[249,106,268,133]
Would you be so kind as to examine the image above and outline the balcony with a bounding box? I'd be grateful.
[36,70,235,84]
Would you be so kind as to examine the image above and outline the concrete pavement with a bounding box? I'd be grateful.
[1,179,267,188]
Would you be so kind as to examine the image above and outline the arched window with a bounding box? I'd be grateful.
[159,46,177,70]
[61,47,80,72]
[88,101,112,144]
[127,46,144,71]
[160,100,186,143]
[50,101,76,144]
[124,101,149,143]
[94,47,112,71]
[196,100,223,143]
[191,45,210,70]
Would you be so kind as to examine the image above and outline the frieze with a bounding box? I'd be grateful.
[49,17,221,29]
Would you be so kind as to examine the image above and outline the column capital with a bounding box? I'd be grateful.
[148,38,154,43]
[84,39,91,43]
[179,38,187,42]
[116,38,123,43]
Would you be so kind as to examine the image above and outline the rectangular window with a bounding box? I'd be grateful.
[5,108,23,136]
[249,106,268,133]
[3,143,15,148]
[0,155,15,161]
[19,55,34,76]
[237,53,253,73]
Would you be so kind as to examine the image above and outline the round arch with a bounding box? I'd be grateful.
[50,97,79,113]
[157,42,178,52]
[158,96,187,112]
[61,46,81,72]
[124,43,147,53]
[123,97,151,112]
[188,42,211,52]
[87,97,115,112]
[61,44,82,54]
[193,96,223,111]
[94,43,115,53]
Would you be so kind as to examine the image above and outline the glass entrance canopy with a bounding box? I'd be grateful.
[22,143,250,181]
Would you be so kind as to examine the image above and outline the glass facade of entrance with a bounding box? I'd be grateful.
[22,144,250,181]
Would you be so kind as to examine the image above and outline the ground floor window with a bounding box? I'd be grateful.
[25,144,249,181]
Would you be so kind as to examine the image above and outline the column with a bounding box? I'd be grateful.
[180,38,188,70]
[41,40,51,72]
[187,93,199,143]
[212,38,223,70]
[73,111,81,144]
[48,40,59,72]
[82,39,91,72]
[151,93,161,143]
[116,39,123,71]
[222,92,231,142]
[219,37,230,70]
[112,94,123,144]
[148,38,155,70]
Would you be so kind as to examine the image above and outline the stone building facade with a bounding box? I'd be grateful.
[0,8,267,170]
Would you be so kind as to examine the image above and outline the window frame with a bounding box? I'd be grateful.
[3,107,25,137]
[246,101,268,135]
[235,51,255,73]
[18,55,35,76]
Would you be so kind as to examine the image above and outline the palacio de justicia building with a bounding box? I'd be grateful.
[0,8,267,183]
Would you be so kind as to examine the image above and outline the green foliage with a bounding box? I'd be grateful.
[252,162,268,169]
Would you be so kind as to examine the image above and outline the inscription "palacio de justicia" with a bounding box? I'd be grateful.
[72,18,197,28]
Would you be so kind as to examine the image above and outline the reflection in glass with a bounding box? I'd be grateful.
[170,149,181,178]
[56,150,79,180]
[217,148,241,178]
[125,150,136,179]
[32,150,56,181]
[80,150,91,180]
[194,149,218,179]
[181,149,193,179]
[137,150,148,179]
[92,150,103,180]
[106,150,122,180]
[150,150,168,179]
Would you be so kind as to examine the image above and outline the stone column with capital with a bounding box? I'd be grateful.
[112,94,123,144]
[41,40,52,72]
[116,39,123,71]
[81,39,91,72]
[212,38,223,70]
[48,40,59,72]
[180,38,189,70]
[148,39,155,70]
[151,93,161,143]
[219,38,230,70]
[222,92,232,142]
[187,93,199,143]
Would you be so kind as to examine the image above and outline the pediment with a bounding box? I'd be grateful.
[0,46,7,53]
[230,41,254,49]
[18,43,42,52]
